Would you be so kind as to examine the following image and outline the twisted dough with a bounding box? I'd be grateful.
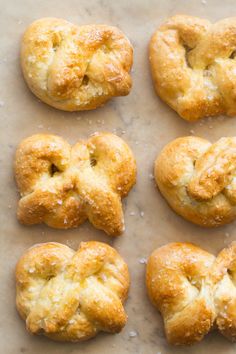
[21,18,133,111]
[16,241,130,341]
[150,15,236,121]
[155,136,236,227]
[146,242,236,345]
[15,132,136,236]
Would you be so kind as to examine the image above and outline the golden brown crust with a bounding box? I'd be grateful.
[146,242,236,345]
[16,241,130,342]
[149,15,236,121]
[155,136,236,227]
[14,132,136,236]
[21,18,133,111]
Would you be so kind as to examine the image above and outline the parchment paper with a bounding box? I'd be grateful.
[1,0,236,353]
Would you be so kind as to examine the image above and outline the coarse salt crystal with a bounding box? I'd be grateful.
[130,211,135,216]
[129,330,137,338]
[28,55,36,63]
[139,257,147,264]
[140,211,144,217]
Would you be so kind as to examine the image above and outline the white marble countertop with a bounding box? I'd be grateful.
[1,0,236,353]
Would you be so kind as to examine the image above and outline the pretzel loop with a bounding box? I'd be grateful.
[21,18,133,111]
[155,136,236,227]
[150,15,236,120]
[16,241,130,341]
[146,242,236,345]
[15,132,136,235]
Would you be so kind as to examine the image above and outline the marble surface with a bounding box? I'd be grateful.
[1,0,236,353]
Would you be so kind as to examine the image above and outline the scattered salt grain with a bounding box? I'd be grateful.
[225,232,230,237]
[38,124,43,129]
[201,0,207,4]
[28,55,36,63]
[8,205,12,209]
[129,330,137,338]
[190,129,195,135]
[0,100,4,107]
[149,173,154,180]
[76,116,81,121]
[139,257,147,264]
[130,211,135,216]
[17,20,23,25]
[140,211,144,217]
[68,319,75,324]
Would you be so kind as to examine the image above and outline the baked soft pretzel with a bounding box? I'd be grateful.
[150,15,236,121]
[21,18,133,111]
[146,242,236,345]
[155,136,236,227]
[15,132,136,236]
[16,241,130,341]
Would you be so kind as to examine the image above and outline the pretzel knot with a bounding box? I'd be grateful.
[150,15,236,121]
[21,18,133,111]
[146,242,236,345]
[16,241,130,341]
[15,132,136,236]
[155,136,236,227]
